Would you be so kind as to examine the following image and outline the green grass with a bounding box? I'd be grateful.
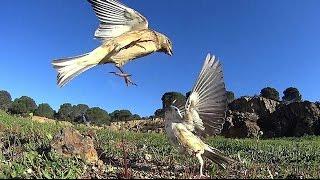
[1,110,320,179]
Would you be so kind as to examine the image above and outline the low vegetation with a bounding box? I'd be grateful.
[1,110,320,179]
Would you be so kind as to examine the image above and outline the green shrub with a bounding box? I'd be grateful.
[35,103,54,119]
[0,90,12,111]
[10,96,37,116]
[260,87,280,101]
[85,107,110,126]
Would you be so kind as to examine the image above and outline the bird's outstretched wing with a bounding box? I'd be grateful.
[184,54,227,137]
[88,0,149,41]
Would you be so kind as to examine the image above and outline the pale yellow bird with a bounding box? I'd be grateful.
[52,0,173,87]
[164,54,235,177]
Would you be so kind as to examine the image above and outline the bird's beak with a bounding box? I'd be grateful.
[167,49,173,56]
[169,49,173,56]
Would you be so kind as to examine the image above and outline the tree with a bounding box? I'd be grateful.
[186,91,191,99]
[70,104,89,122]
[35,103,54,119]
[0,90,12,111]
[85,107,111,126]
[53,110,59,119]
[161,92,186,109]
[131,114,141,120]
[282,87,302,104]
[110,110,120,122]
[260,87,280,101]
[154,108,165,118]
[226,91,235,104]
[10,96,37,115]
[57,103,73,121]
[118,110,132,121]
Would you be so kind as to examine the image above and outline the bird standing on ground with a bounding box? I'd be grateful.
[52,0,173,87]
[164,54,235,177]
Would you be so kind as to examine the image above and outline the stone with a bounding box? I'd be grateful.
[223,111,260,138]
[228,96,279,117]
[144,153,152,162]
[50,127,98,164]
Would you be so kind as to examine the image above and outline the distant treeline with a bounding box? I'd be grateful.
[0,86,317,127]
[0,90,143,126]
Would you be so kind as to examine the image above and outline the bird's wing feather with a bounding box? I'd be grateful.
[88,0,149,41]
[184,54,227,137]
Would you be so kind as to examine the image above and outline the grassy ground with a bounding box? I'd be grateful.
[1,110,320,179]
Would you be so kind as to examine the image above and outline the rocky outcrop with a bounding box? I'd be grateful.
[105,97,320,139]
[225,96,279,138]
[265,101,320,137]
[222,111,260,138]
[224,96,320,138]
[50,127,98,163]
[228,96,280,117]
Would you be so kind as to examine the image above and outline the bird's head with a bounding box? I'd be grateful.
[159,34,173,56]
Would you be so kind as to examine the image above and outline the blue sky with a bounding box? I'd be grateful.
[1,0,319,117]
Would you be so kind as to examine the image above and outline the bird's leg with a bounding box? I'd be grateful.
[109,66,137,86]
[196,153,204,177]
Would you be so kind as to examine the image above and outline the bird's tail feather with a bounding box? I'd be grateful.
[52,53,97,87]
[203,146,236,169]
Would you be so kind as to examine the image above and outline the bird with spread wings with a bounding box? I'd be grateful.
[52,0,173,87]
[164,54,236,177]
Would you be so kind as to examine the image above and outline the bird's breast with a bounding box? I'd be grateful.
[165,122,180,146]
[111,41,159,66]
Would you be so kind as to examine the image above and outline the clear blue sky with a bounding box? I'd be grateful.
[1,0,319,117]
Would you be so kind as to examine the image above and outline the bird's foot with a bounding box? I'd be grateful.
[109,72,137,86]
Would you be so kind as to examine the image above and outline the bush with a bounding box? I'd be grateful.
[109,110,120,122]
[154,108,165,118]
[57,103,73,121]
[260,87,280,101]
[226,91,235,104]
[186,91,191,99]
[118,110,132,121]
[0,90,12,111]
[35,103,54,119]
[110,109,133,122]
[131,114,141,120]
[282,87,302,104]
[70,104,89,121]
[85,107,110,126]
[161,92,186,109]
[10,96,37,115]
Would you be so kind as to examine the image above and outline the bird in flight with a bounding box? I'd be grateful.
[52,0,173,87]
[164,54,235,177]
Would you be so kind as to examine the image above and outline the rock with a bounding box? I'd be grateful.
[267,101,320,137]
[285,174,304,179]
[229,96,280,117]
[50,127,98,164]
[26,168,33,174]
[144,153,152,162]
[223,111,260,138]
[228,96,281,137]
